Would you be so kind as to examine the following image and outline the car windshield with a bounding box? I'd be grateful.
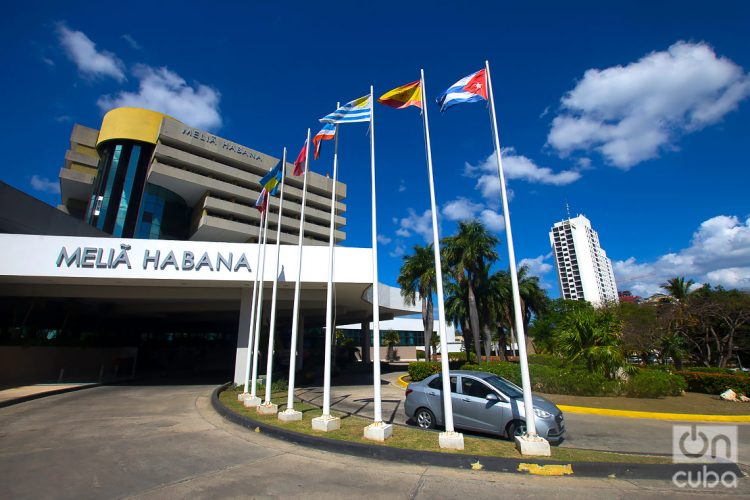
[484,375,523,399]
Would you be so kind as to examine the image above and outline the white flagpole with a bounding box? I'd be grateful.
[249,196,270,402]
[281,129,311,422]
[420,69,461,447]
[485,60,544,447]
[241,210,264,396]
[368,86,384,426]
[262,148,287,409]
[322,106,340,419]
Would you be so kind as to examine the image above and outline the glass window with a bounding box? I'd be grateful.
[427,376,457,392]
[484,375,523,399]
[113,145,141,237]
[461,377,495,399]
[96,145,122,230]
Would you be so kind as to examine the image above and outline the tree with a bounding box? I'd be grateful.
[688,287,750,367]
[397,244,436,361]
[660,277,696,301]
[658,332,688,370]
[442,221,499,363]
[383,329,401,362]
[445,278,472,362]
[530,299,592,355]
[618,301,661,362]
[552,306,629,378]
[492,266,548,356]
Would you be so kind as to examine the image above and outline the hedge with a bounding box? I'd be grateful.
[623,370,686,398]
[681,367,750,377]
[676,371,750,395]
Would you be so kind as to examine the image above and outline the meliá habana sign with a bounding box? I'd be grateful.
[56,244,252,273]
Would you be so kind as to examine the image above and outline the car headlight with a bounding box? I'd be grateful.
[533,408,553,419]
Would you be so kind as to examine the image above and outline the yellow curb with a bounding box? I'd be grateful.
[395,375,409,388]
[558,404,750,422]
[518,463,574,476]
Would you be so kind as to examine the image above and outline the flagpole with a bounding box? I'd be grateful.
[261,148,287,412]
[281,130,312,423]
[249,196,270,402]
[485,60,547,453]
[241,210,264,398]
[321,105,340,420]
[368,85,384,427]
[420,69,462,448]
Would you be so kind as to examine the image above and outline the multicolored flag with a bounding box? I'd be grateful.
[436,69,488,112]
[378,80,422,109]
[254,188,268,213]
[312,123,335,160]
[320,95,372,123]
[293,140,308,176]
[260,162,283,196]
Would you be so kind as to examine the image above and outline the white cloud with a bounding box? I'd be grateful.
[398,179,406,193]
[548,41,750,168]
[519,254,553,276]
[42,57,55,67]
[30,175,60,194]
[389,243,406,258]
[479,209,505,232]
[377,234,392,245]
[464,148,580,204]
[97,65,222,130]
[395,209,435,243]
[122,34,142,50]
[57,24,125,82]
[442,197,484,221]
[613,215,750,296]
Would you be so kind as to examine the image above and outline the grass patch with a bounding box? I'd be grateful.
[220,387,670,464]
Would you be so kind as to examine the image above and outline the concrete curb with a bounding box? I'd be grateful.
[558,405,750,423]
[0,383,101,409]
[395,375,409,388]
[211,384,743,480]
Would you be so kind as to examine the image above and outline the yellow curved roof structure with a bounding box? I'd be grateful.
[97,107,177,147]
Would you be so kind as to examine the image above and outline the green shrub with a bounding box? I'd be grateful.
[416,350,425,360]
[677,371,750,395]
[527,354,567,368]
[408,361,442,382]
[624,370,686,398]
[449,351,476,363]
[682,367,750,377]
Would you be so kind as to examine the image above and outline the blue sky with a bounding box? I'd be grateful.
[1,1,749,297]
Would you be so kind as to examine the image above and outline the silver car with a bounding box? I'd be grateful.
[404,370,565,443]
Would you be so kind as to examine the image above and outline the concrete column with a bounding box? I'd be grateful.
[361,321,370,364]
[296,314,305,372]
[234,288,252,385]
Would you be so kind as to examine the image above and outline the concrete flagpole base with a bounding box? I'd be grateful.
[311,415,341,432]
[243,396,261,408]
[514,434,552,456]
[439,431,465,450]
[278,409,303,422]
[256,403,278,415]
[363,421,393,442]
[237,392,251,401]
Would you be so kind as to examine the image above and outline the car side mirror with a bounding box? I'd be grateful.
[486,393,499,401]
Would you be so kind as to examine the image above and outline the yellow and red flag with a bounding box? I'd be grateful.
[378,80,422,109]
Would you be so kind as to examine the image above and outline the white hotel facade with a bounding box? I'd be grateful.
[549,215,618,305]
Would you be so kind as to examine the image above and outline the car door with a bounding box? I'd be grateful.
[452,375,506,434]
[424,375,457,426]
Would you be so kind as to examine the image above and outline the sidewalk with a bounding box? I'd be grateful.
[0,383,98,407]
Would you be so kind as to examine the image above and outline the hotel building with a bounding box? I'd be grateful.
[549,214,618,305]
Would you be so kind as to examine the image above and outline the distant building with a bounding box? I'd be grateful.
[618,290,641,303]
[549,214,618,305]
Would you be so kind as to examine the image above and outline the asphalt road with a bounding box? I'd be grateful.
[1,383,748,499]
[298,373,750,463]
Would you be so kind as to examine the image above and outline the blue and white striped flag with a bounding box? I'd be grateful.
[320,95,372,123]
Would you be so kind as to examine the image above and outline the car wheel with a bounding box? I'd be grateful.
[415,408,436,429]
[507,420,527,440]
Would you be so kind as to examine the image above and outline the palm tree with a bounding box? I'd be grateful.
[445,278,472,362]
[383,329,401,362]
[660,277,696,302]
[397,244,436,361]
[553,307,628,378]
[442,221,499,363]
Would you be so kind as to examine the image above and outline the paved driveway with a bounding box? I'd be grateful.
[0,382,748,498]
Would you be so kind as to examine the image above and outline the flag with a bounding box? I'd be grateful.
[293,140,308,176]
[320,95,372,123]
[260,162,283,196]
[436,69,488,112]
[254,188,268,213]
[378,80,422,109]
[312,123,335,160]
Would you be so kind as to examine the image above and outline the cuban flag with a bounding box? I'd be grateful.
[436,69,488,112]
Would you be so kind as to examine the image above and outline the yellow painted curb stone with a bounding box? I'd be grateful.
[395,375,409,388]
[558,405,750,423]
[518,463,574,476]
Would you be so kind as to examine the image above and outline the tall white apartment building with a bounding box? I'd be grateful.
[549,215,618,305]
